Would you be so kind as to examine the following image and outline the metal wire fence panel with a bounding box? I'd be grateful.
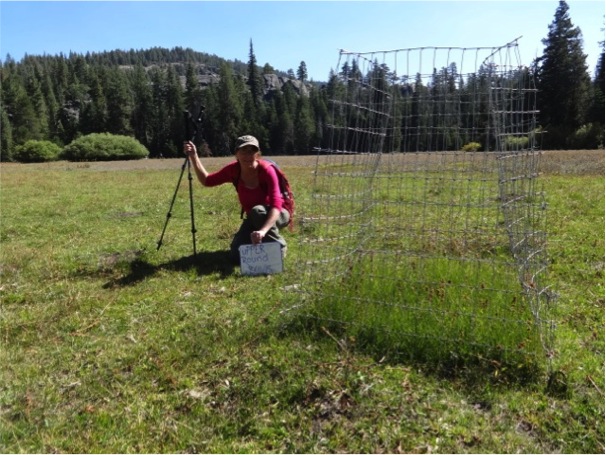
[291,40,555,374]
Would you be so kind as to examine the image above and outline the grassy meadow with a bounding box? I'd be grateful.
[0,151,604,453]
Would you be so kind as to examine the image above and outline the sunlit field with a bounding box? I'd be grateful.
[1,150,603,453]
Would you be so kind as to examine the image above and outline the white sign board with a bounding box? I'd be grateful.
[239,243,284,276]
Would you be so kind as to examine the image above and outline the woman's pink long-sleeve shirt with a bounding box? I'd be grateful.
[203,160,284,214]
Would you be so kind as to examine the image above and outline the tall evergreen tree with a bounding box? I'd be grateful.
[80,69,107,134]
[1,106,14,161]
[270,90,294,153]
[589,36,605,126]
[309,85,329,150]
[266,97,280,152]
[535,0,591,148]
[215,62,243,154]
[200,84,219,154]
[583,35,606,147]
[52,55,69,105]
[149,68,172,156]
[411,72,431,152]
[40,68,60,143]
[294,95,314,154]
[247,39,262,107]
[131,64,154,150]
[297,61,308,82]
[184,63,203,111]
[105,68,132,135]
[23,70,49,139]
[164,65,185,155]
[595,36,605,91]
[2,71,40,146]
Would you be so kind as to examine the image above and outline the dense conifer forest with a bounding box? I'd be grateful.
[1,1,603,161]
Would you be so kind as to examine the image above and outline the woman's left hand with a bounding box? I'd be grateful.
[251,230,265,244]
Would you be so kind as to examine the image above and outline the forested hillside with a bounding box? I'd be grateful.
[1,1,604,161]
[1,44,324,159]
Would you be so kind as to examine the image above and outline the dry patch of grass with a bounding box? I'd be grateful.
[3,148,601,174]
[540,150,604,175]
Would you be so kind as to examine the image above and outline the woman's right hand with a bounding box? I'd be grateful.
[183,141,197,156]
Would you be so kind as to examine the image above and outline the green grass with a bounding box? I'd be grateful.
[303,254,545,377]
[1,154,604,453]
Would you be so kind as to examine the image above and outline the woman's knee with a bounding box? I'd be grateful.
[249,205,268,227]
[249,205,288,230]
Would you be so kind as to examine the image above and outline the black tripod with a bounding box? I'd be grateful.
[156,107,205,256]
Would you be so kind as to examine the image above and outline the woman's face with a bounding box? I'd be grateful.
[236,145,259,169]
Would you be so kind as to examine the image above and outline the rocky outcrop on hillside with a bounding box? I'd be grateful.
[179,66,310,97]
[262,74,310,97]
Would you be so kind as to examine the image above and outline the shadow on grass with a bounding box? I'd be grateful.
[103,250,236,288]
[275,312,546,390]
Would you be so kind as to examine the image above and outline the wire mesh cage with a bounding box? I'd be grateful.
[292,39,555,374]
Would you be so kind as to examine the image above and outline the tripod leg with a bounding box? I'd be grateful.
[157,157,188,251]
[187,159,198,256]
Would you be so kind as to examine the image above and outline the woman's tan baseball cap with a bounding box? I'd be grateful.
[235,135,260,151]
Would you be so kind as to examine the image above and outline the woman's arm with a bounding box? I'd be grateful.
[250,164,283,244]
[251,207,281,244]
[183,141,208,185]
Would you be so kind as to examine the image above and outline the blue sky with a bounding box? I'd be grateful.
[1,1,604,81]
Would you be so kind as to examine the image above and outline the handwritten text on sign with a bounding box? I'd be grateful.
[239,243,284,275]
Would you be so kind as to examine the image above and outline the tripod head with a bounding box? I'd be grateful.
[184,105,205,143]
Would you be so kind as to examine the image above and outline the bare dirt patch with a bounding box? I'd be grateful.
[0,156,314,173]
[539,150,604,176]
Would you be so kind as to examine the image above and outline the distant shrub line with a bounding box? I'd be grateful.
[12,133,149,163]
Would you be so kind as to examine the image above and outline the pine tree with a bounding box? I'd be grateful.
[589,37,605,126]
[23,69,49,139]
[131,64,154,150]
[294,95,313,154]
[309,85,329,150]
[535,0,591,148]
[215,62,243,154]
[266,98,280,153]
[149,68,172,156]
[262,63,274,74]
[247,39,262,107]
[200,85,219,153]
[1,106,14,161]
[80,69,107,134]
[52,55,69,105]
[583,36,605,147]
[40,69,61,143]
[164,65,185,155]
[2,71,40,146]
[595,38,605,94]
[411,72,430,152]
[297,61,308,82]
[184,63,203,111]
[105,68,132,136]
[270,90,294,153]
